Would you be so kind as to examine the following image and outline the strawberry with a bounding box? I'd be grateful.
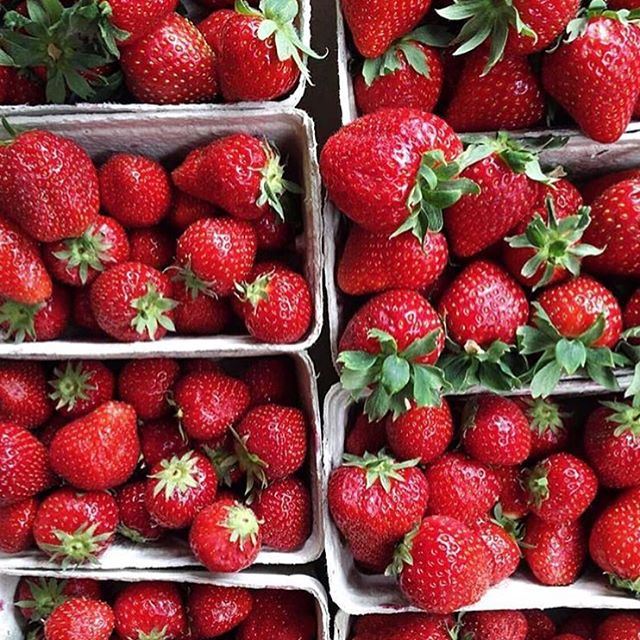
[522,611,556,640]
[473,516,521,586]
[523,516,586,586]
[462,395,532,465]
[128,228,174,270]
[188,585,253,638]
[244,357,296,407]
[139,418,189,468]
[3,68,45,105]
[494,465,530,520]
[236,263,312,344]
[90,261,176,342]
[541,2,640,143]
[625,289,640,332]
[120,13,217,104]
[345,411,387,456]
[559,620,598,640]
[189,497,262,572]
[44,598,114,640]
[173,279,232,335]
[337,227,448,296]
[168,192,217,231]
[391,514,493,613]
[252,208,295,250]
[118,358,179,420]
[581,168,640,204]
[107,0,178,45]
[48,361,115,419]
[202,432,244,488]
[116,480,166,543]
[352,613,455,640]
[198,9,235,56]
[425,453,501,524]
[114,581,186,640]
[33,488,119,565]
[0,128,99,242]
[526,453,598,523]
[0,217,52,304]
[145,449,217,529]
[338,289,445,420]
[49,401,139,491]
[253,476,311,550]
[515,397,572,459]
[596,613,640,639]
[72,289,102,335]
[0,361,53,429]
[462,611,528,640]
[444,50,545,132]
[384,400,453,464]
[0,496,37,552]
[0,422,53,506]
[42,216,130,287]
[174,370,250,441]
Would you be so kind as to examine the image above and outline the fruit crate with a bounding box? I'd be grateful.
[0,352,323,571]
[322,382,640,616]
[0,108,323,359]
[0,568,330,640]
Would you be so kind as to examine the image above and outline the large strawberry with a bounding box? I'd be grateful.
[596,613,640,639]
[471,516,521,586]
[198,9,236,56]
[541,2,640,143]
[107,0,178,45]
[0,128,99,242]
[0,497,37,553]
[188,585,254,638]
[0,361,53,429]
[44,597,114,640]
[462,611,528,640]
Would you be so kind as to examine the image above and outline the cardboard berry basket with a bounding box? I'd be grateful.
[322,382,640,616]
[0,352,323,570]
[0,108,323,359]
[0,568,330,640]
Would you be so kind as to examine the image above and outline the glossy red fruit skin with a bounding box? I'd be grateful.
[168,192,217,231]
[0,422,53,506]
[3,68,45,105]
[625,289,640,333]
[493,465,529,520]
[244,357,296,407]
[537,275,623,349]
[338,227,448,295]
[108,0,179,45]
[320,108,463,234]
[44,597,114,640]
[252,209,295,250]
[128,228,174,270]
[522,610,556,640]
[0,131,99,243]
[139,418,189,468]
[515,397,572,460]
[198,9,235,56]
[72,289,102,334]
[116,480,166,542]
[0,496,37,552]
[345,411,387,456]
[463,611,528,640]
[0,361,53,429]
[121,13,217,104]
[173,280,232,335]
[438,260,529,348]
[471,518,520,586]
[32,284,71,341]
[352,612,455,640]
[188,585,253,638]
[581,168,640,204]
[595,613,640,639]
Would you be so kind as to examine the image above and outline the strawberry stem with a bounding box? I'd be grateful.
[38,523,112,567]
[15,578,70,622]
[0,299,41,343]
[235,271,273,309]
[48,361,97,411]
[223,503,261,549]
[256,142,302,222]
[130,283,176,340]
[150,451,200,499]
[343,451,419,492]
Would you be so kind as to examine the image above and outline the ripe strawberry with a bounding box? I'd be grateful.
[49,360,115,419]
[44,598,114,640]
[581,167,640,204]
[128,228,174,270]
[625,289,640,332]
[174,370,250,441]
[337,226,448,296]
[542,3,640,143]
[189,497,262,572]
[42,216,130,287]
[472,516,521,586]
[522,610,557,640]
[328,451,429,572]
[425,453,501,524]
[385,400,453,464]
[114,581,187,640]
[188,585,253,637]
[0,217,52,304]
[108,0,178,45]
[0,496,37,552]
[515,397,572,459]
[0,128,99,242]
[33,488,119,564]
[198,9,235,56]
[120,13,217,104]
[168,192,217,231]
[253,476,311,550]
[0,361,53,429]
[173,278,232,335]
[494,465,529,520]
[49,401,139,491]
[596,613,640,639]
[0,422,53,506]
[252,208,295,250]
[345,411,387,456]
[391,514,493,613]
[72,289,102,335]
[352,613,455,640]
[2,68,45,105]
[244,357,296,407]
[559,615,598,639]
[139,418,189,468]
[116,480,166,543]
[462,611,528,640]
[90,261,176,341]
[201,432,244,488]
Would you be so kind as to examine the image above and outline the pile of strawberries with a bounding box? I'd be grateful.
[341,0,640,143]
[0,0,320,106]
[11,576,318,640]
[0,356,313,572]
[0,123,313,345]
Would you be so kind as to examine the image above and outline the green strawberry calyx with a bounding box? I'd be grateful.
[563,0,640,45]
[150,450,200,499]
[608,573,640,596]
[617,328,640,408]
[520,396,568,437]
[235,271,274,309]
[169,263,218,300]
[491,503,525,545]
[130,282,177,340]
[223,503,261,550]
[505,199,603,290]
[386,522,420,577]
[48,361,96,412]
[117,523,155,545]
[0,299,42,343]
[338,328,449,421]
[526,463,550,508]
[15,578,70,622]
[343,451,420,492]
[257,142,302,222]
[202,444,240,488]
[231,428,270,494]
[601,400,640,438]
[135,627,170,640]
[38,523,111,567]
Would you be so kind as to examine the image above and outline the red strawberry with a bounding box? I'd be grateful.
[559,616,598,639]
[108,0,178,45]
[522,610,557,640]
[244,357,296,407]
[345,411,387,456]
[139,418,189,468]
[0,496,37,552]
[173,278,232,335]
[625,288,640,332]
[0,128,99,242]
[523,516,586,585]
[541,4,640,143]
[128,228,174,270]
[198,9,235,56]
[189,497,262,572]
[0,422,53,506]
[462,611,528,640]
[581,168,640,204]
[168,192,217,231]
[90,261,176,342]
[0,361,53,429]
[49,361,115,419]
[121,13,217,104]
[174,370,250,441]
[385,400,453,464]
[526,453,598,523]
[252,208,295,250]
[472,515,522,586]
[494,465,530,520]
[352,613,454,640]
[114,581,186,640]
[3,68,45,105]
[44,598,114,640]
[116,480,166,543]
[145,450,217,528]
[0,217,52,304]
[425,453,500,524]
[337,227,448,296]
[596,613,640,639]
[253,476,311,551]
[33,488,119,564]
[42,216,130,287]
[72,289,102,335]
[391,514,493,613]
[515,397,572,459]
[188,585,253,637]
[461,395,532,465]
[49,401,139,491]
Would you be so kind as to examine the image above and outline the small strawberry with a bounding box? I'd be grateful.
[173,278,232,335]
[168,192,217,231]
[72,289,102,335]
[44,598,114,640]
[472,515,521,586]
[515,397,572,459]
[107,0,178,45]
[128,228,174,270]
[494,465,530,520]
[139,418,189,468]
[252,208,295,250]
[625,288,640,332]
[596,613,640,639]
[352,613,454,640]
[0,361,53,429]
[116,480,166,543]
[345,411,387,456]
[244,357,297,407]
[522,611,557,640]
[188,585,253,638]
[198,9,235,56]
[0,496,37,552]
[2,68,45,105]
[462,611,528,640]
